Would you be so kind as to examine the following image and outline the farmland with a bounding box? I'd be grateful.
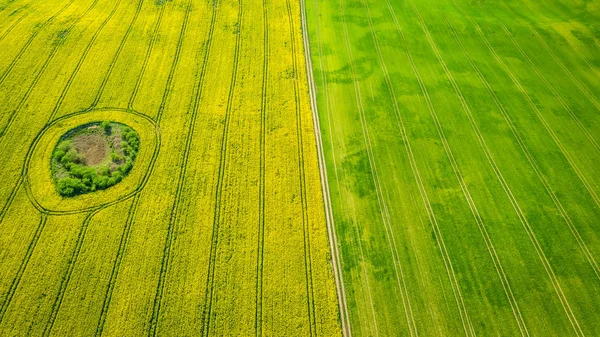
[306,0,600,335]
[0,0,340,335]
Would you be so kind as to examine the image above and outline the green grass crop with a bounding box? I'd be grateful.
[307,0,600,335]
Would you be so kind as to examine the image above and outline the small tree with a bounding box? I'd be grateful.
[101,121,112,134]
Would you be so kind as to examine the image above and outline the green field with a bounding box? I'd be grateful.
[306,0,600,335]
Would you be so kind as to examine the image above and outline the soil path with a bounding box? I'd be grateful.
[299,1,352,335]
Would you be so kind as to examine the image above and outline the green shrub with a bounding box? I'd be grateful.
[57,177,89,197]
[53,122,140,197]
[101,120,112,134]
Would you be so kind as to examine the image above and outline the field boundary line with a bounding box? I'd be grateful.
[42,210,99,337]
[0,212,47,324]
[0,0,77,87]
[200,0,243,333]
[0,0,103,137]
[299,0,352,335]
[148,1,219,335]
[255,0,268,333]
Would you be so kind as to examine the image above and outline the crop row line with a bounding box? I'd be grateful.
[407,2,538,334]
[88,0,146,110]
[337,0,380,333]
[400,1,532,334]
[0,0,125,220]
[368,0,479,335]
[36,0,160,330]
[254,0,268,333]
[0,1,170,331]
[499,26,600,153]
[359,0,425,336]
[0,10,29,43]
[467,16,585,336]
[0,0,103,137]
[0,0,170,331]
[446,14,597,333]
[0,0,125,218]
[200,0,243,334]
[42,210,99,337]
[88,1,185,333]
[95,194,140,336]
[529,28,600,112]
[0,213,48,324]
[46,0,125,125]
[94,2,171,333]
[0,0,144,324]
[484,0,600,83]
[0,0,77,87]
[149,1,219,335]
[467,0,600,285]
[286,0,317,334]
[128,1,167,111]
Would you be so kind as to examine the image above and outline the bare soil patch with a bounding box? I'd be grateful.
[73,134,109,166]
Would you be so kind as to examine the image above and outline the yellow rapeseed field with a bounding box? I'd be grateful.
[0,0,341,335]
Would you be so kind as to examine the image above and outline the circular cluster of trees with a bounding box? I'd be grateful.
[51,121,140,197]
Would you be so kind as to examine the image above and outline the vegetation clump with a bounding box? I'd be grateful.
[51,121,140,197]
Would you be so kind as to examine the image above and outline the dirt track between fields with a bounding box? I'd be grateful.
[298,1,352,336]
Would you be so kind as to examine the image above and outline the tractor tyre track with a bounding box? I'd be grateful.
[0,0,77,87]
[95,194,140,336]
[0,11,30,43]
[255,0,268,333]
[465,18,585,336]
[128,1,167,110]
[46,0,125,125]
[95,2,171,333]
[148,1,218,335]
[286,0,317,334]
[88,0,146,109]
[42,210,99,337]
[0,0,102,137]
[0,213,48,324]
[200,0,242,334]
